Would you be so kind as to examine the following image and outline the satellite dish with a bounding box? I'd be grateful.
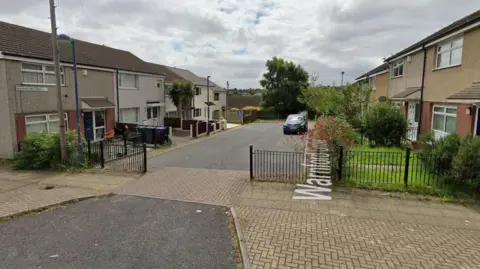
[378,96,387,102]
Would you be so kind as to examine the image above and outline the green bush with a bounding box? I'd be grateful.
[451,135,480,183]
[13,130,87,170]
[419,132,461,174]
[363,103,408,147]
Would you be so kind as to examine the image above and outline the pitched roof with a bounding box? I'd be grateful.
[355,63,389,80]
[167,67,226,92]
[386,10,480,61]
[0,21,162,75]
[447,82,480,100]
[391,87,421,100]
[144,62,185,83]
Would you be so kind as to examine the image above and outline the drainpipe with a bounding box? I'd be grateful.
[417,45,427,139]
[116,69,120,121]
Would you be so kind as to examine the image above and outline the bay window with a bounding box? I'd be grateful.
[432,105,457,137]
[22,63,64,85]
[26,114,68,135]
[436,36,463,68]
[118,73,138,89]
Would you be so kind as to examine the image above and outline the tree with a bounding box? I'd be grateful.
[299,83,371,128]
[168,81,194,119]
[247,88,257,95]
[298,85,343,116]
[260,57,309,116]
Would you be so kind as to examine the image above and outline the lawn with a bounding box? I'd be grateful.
[348,146,407,166]
[343,164,476,199]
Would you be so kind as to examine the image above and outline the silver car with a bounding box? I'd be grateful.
[283,114,307,135]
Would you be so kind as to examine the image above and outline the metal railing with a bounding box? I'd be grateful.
[249,145,306,182]
[86,134,147,173]
[336,146,476,189]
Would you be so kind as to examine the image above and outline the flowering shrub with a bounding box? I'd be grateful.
[303,116,355,150]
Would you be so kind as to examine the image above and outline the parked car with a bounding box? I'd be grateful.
[283,114,307,135]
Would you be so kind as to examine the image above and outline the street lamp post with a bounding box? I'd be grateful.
[58,34,82,163]
[341,71,345,87]
[207,76,210,135]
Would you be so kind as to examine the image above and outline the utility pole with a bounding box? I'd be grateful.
[49,0,67,161]
[207,76,210,135]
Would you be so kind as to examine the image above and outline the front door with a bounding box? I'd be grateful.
[407,102,420,140]
[83,110,106,141]
[83,112,94,141]
[146,107,160,126]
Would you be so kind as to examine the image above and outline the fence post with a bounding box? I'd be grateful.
[87,140,92,164]
[143,142,147,173]
[404,146,411,188]
[100,140,105,168]
[123,134,128,155]
[249,144,253,181]
[337,146,343,181]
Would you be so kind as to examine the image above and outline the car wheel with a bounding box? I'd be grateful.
[283,131,287,135]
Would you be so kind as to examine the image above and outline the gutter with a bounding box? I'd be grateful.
[116,69,120,121]
[417,45,427,139]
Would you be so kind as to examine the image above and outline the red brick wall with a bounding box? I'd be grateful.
[420,102,433,136]
[15,114,26,142]
[456,104,475,136]
[105,108,115,135]
[401,102,407,117]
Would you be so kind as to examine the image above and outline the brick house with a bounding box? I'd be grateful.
[0,21,166,158]
[355,63,389,103]
[356,10,480,141]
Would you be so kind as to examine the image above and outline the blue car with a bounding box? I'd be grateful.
[283,114,307,135]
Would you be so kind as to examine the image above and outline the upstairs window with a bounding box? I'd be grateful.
[214,92,220,101]
[195,87,201,95]
[370,76,376,90]
[436,36,463,69]
[391,61,404,78]
[22,63,64,85]
[118,73,137,89]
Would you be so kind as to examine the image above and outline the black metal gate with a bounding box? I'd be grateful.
[87,135,147,173]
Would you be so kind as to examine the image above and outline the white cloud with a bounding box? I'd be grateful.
[0,0,479,88]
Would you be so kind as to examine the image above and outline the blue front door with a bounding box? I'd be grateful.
[83,111,94,141]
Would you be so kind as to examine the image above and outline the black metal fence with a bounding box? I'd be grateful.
[337,146,477,189]
[355,126,419,146]
[86,134,147,173]
[249,145,306,182]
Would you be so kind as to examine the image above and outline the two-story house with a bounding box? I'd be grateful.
[385,9,480,140]
[355,63,389,103]
[0,21,166,158]
[166,67,227,121]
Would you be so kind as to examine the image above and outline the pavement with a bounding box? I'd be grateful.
[0,195,237,269]
[2,122,480,269]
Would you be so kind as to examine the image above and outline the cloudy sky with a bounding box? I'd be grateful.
[1,0,479,88]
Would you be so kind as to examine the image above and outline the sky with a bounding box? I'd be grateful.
[0,0,479,88]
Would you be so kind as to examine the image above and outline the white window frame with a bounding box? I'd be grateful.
[25,113,68,135]
[118,73,138,90]
[194,108,201,117]
[195,87,201,95]
[371,76,376,90]
[93,110,106,141]
[431,105,457,137]
[436,36,463,69]
[21,63,65,86]
[120,107,139,123]
[391,61,404,78]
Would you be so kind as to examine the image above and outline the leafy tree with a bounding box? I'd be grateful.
[298,86,343,116]
[260,57,309,116]
[168,81,194,119]
[247,88,257,95]
[299,83,371,128]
